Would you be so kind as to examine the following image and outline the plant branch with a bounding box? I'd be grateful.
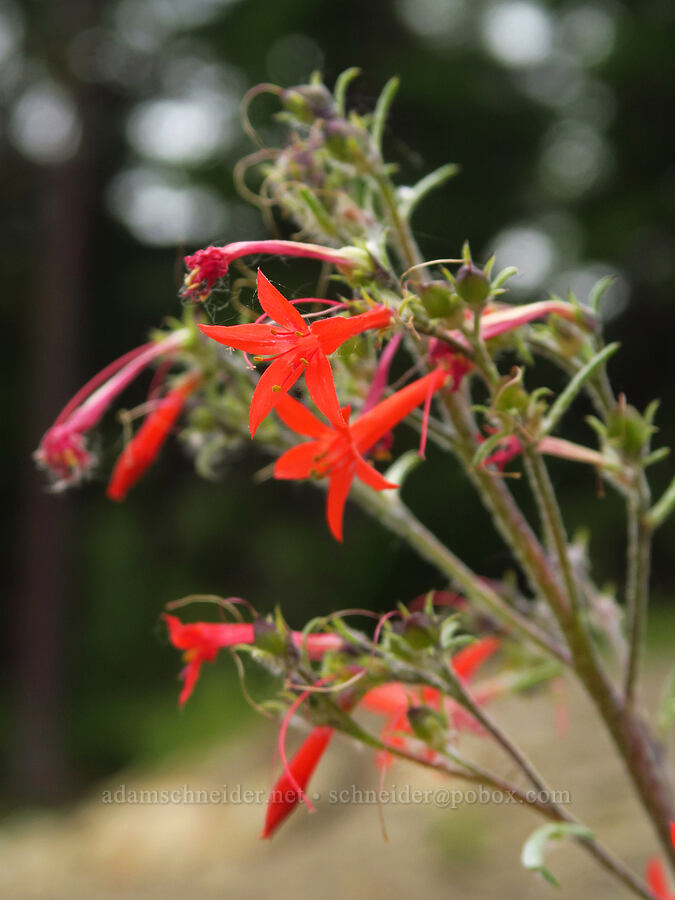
[348,482,571,664]
[623,472,652,706]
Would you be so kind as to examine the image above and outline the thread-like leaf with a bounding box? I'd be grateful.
[541,343,620,436]
[334,67,361,116]
[372,76,400,152]
[399,163,460,219]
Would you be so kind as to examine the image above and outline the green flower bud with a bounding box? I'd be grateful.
[407,706,447,751]
[253,619,287,656]
[417,282,464,325]
[455,263,491,306]
[400,612,438,650]
[495,382,529,414]
[606,404,654,460]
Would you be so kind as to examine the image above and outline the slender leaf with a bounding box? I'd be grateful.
[371,76,399,152]
[541,343,620,436]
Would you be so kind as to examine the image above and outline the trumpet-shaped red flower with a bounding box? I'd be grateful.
[182,241,368,302]
[261,725,334,839]
[274,367,448,541]
[164,614,344,705]
[261,634,502,836]
[107,373,201,501]
[35,330,189,491]
[199,269,391,433]
[164,614,256,706]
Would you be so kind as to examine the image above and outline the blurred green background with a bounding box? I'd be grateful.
[2,0,674,894]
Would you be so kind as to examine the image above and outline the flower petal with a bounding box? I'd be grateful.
[355,456,398,492]
[274,441,323,480]
[351,368,447,453]
[178,657,203,706]
[313,305,392,355]
[261,726,334,838]
[304,352,343,426]
[325,465,356,541]
[249,355,302,435]
[451,636,500,682]
[198,322,295,356]
[274,393,330,438]
[257,269,308,333]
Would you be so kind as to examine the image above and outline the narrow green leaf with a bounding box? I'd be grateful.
[472,430,509,469]
[492,266,518,288]
[299,187,339,238]
[334,67,361,116]
[399,163,460,219]
[384,449,424,498]
[642,447,669,469]
[371,76,400,152]
[541,343,620,436]
[588,275,615,313]
[646,474,675,531]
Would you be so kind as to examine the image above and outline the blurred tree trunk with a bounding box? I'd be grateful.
[8,0,100,804]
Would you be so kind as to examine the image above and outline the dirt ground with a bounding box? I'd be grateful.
[1,659,673,899]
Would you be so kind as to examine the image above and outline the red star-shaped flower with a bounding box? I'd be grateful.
[273,367,447,541]
[199,269,391,434]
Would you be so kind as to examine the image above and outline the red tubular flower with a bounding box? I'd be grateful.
[261,725,334,839]
[35,330,189,491]
[199,269,391,433]
[274,367,448,541]
[164,614,256,707]
[164,613,344,705]
[646,858,675,900]
[106,373,201,501]
[182,241,369,301]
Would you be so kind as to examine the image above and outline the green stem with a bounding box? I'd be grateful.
[523,447,583,615]
[440,393,675,871]
[623,474,652,706]
[373,171,424,273]
[349,482,570,664]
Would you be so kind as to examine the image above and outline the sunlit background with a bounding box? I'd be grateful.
[2,0,674,896]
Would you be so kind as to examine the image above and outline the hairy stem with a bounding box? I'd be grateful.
[349,481,570,664]
[436,392,675,870]
[623,473,652,706]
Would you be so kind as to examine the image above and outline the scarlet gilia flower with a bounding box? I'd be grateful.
[107,372,201,501]
[261,634,501,836]
[182,241,369,302]
[274,367,448,541]
[164,613,344,705]
[164,614,255,707]
[261,725,334,839]
[199,269,391,433]
[35,330,190,491]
